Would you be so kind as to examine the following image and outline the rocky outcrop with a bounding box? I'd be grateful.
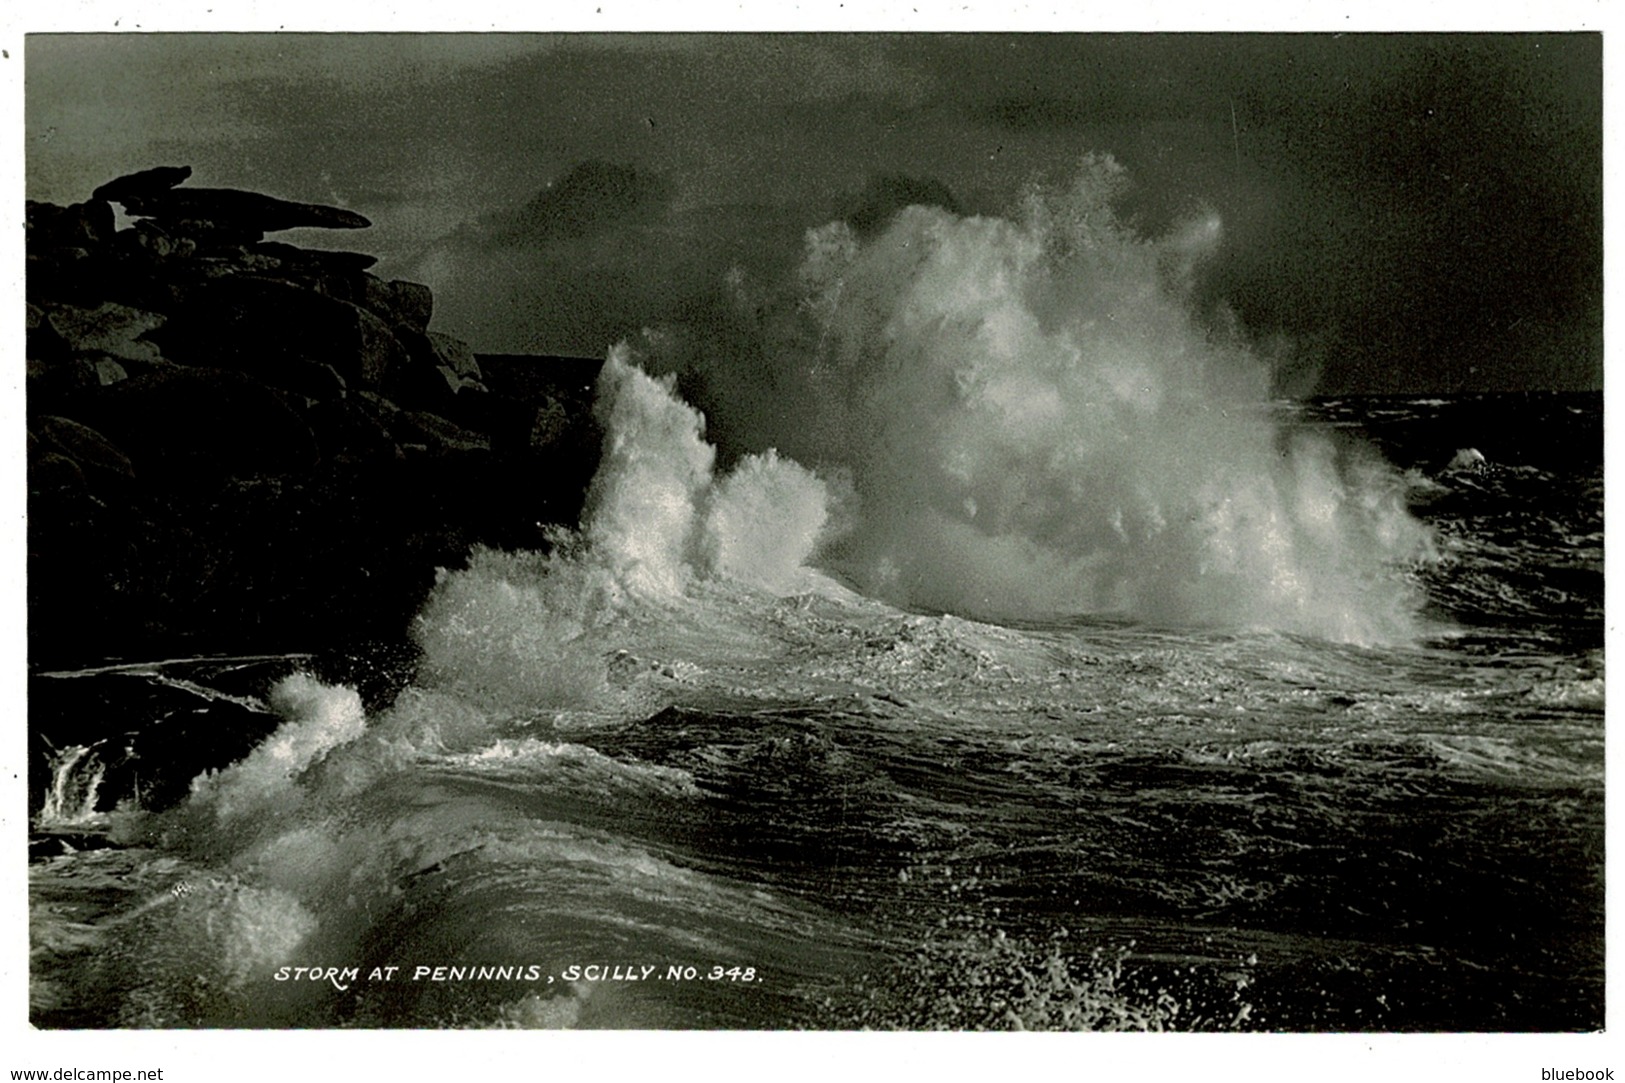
[94,165,370,244]
[90,164,194,203]
[27,166,501,472]
[80,367,321,479]
[27,166,603,665]
[361,276,433,333]
[44,301,165,363]
[31,415,137,483]
[151,275,410,390]
[27,198,117,251]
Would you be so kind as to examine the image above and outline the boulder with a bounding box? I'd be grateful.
[468,353,600,457]
[26,302,71,362]
[32,415,136,482]
[152,275,407,391]
[356,390,484,455]
[26,357,102,411]
[382,330,488,429]
[27,199,117,251]
[252,241,379,275]
[94,359,130,386]
[27,248,90,305]
[239,242,380,305]
[188,254,257,280]
[30,244,160,310]
[528,399,572,453]
[45,301,166,363]
[25,165,617,666]
[394,410,491,455]
[80,367,319,478]
[306,396,400,463]
[28,449,86,496]
[475,353,602,404]
[92,165,193,204]
[119,219,199,262]
[259,360,348,403]
[349,304,407,387]
[426,332,482,382]
[356,390,401,418]
[109,186,371,238]
[360,276,433,333]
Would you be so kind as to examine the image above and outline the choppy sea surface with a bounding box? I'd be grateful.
[28,388,1602,1031]
[26,179,1604,1032]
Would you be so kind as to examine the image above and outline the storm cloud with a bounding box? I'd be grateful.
[26,31,1601,392]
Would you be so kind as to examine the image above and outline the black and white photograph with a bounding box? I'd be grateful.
[10,6,1610,1072]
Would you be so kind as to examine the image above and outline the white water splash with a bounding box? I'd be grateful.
[642,155,1437,642]
[37,742,108,827]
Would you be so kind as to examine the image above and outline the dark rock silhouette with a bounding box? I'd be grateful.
[93,165,371,244]
[26,166,603,665]
[252,241,380,274]
[43,301,165,363]
[32,415,137,482]
[28,198,117,250]
[80,367,321,479]
[91,164,192,203]
[151,275,410,390]
[361,276,433,333]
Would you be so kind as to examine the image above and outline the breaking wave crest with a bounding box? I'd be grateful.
[625,155,1436,642]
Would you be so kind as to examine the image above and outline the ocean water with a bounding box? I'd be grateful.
[28,173,1603,1031]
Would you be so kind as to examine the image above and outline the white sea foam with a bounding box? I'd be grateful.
[630,156,1437,642]
[186,674,367,823]
[410,344,840,712]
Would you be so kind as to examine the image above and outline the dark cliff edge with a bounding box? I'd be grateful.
[27,167,605,669]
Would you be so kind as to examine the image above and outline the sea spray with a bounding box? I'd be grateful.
[412,347,836,712]
[586,352,833,595]
[86,675,371,1022]
[644,155,1436,642]
[97,672,568,1023]
[585,356,719,598]
[187,674,367,824]
[27,392,1604,1031]
[90,653,790,1025]
[37,742,108,827]
[28,162,1501,1032]
[697,448,830,593]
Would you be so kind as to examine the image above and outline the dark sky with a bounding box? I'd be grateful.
[25,32,1602,393]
